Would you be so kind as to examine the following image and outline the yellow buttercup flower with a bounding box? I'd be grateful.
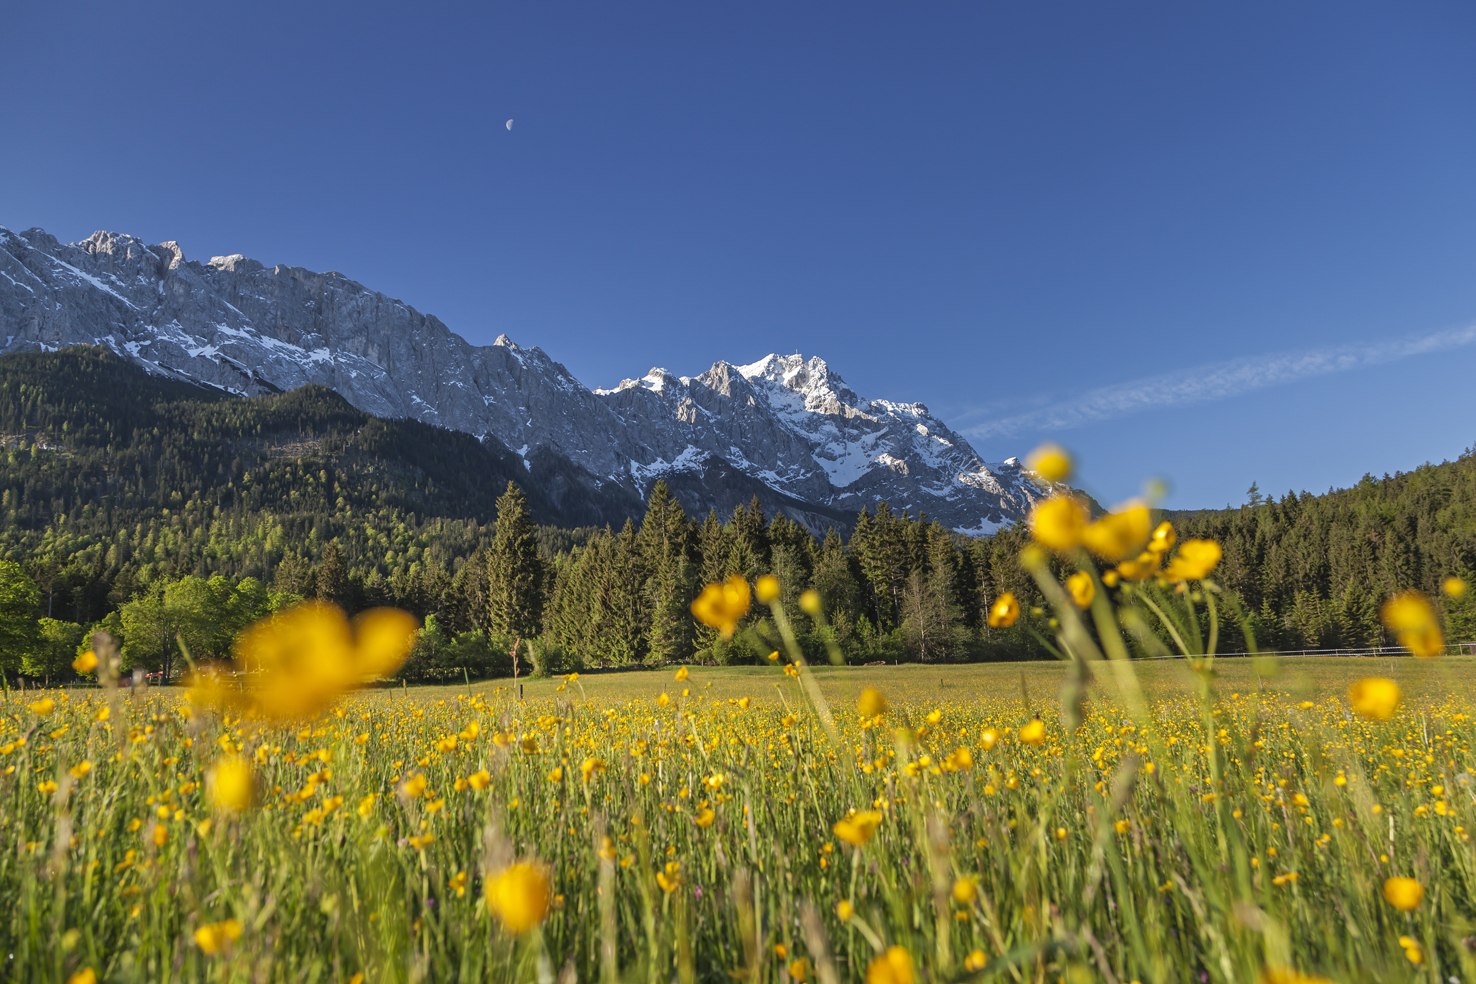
[193,918,243,956]
[1116,551,1162,582]
[1018,718,1047,746]
[1064,571,1094,609]
[798,589,823,616]
[72,650,98,674]
[207,754,255,813]
[1162,539,1222,582]
[857,688,888,718]
[1380,591,1444,658]
[690,576,751,639]
[987,592,1019,628]
[1029,495,1089,552]
[833,809,883,847]
[1443,576,1467,599]
[1348,677,1400,721]
[656,861,682,893]
[836,899,855,921]
[1382,876,1423,911]
[1259,968,1335,984]
[865,946,916,984]
[485,861,552,934]
[1147,520,1176,554]
[1025,443,1073,483]
[755,574,781,604]
[1081,501,1152,563]
[951,876,978,905]
[28,698,56,716]
[352,607,420,680]
[189,602,417,723]
[674,666,689,682]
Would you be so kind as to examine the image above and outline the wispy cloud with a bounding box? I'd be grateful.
[959,323,1476,440]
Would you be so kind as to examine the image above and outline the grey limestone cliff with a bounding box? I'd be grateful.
[0,226,1046,532]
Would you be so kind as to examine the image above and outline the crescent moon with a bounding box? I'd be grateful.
[505,119,514,131]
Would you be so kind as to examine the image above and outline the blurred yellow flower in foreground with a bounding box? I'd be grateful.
[857,687,888,718]
[690,576,751,639]
[1382,876,1423,912]
[1162,539,1223,582]
[1116,551,1162,582]
[799,589,823,616]
[656,861,682,893]
[1381,591,1444,658]
[187,602,417,723]
[1259,968,1334,984]
[987,592,1019,628]
[1443,576,1467,599]
[1082,501,1152,563]
[207,754,255,814]
[1018,718,1047,745]
[72,650,98,674]
[755,574,781,604]
[1348,677,1400,721]
[1147,520,1176,554]
[866,946,916,984]
[193,918,243,956]
[833,810,883,847]
[1029,495,1089,552]
[1064,572,1094,609]
[1025,443,1073,483]
[485,860,552,934]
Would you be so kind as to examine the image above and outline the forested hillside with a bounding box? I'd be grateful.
[1,347,1471,681]
[1170,468,1476,649]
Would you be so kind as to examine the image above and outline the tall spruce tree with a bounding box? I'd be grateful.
[314,541,349,607]
[487,482,544,639]
[638,483,695,664]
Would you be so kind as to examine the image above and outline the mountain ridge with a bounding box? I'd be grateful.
[0,224,1047,532]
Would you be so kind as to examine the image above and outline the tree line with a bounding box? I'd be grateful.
[4,452,1474,683]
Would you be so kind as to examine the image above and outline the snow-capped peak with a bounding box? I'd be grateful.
[0,224,1047,534]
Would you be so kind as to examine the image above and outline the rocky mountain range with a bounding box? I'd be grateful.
[0,225,1048,532]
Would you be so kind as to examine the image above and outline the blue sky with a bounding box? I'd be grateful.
[5,1,1475,508]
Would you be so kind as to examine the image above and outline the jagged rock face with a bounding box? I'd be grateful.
[0,226,1047,532]
[596,355,1044,533]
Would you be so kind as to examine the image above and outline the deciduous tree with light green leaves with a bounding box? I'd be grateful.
[24,617,84,680]
[0,560,41,674]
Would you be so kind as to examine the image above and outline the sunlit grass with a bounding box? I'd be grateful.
[4,654,1473,982]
